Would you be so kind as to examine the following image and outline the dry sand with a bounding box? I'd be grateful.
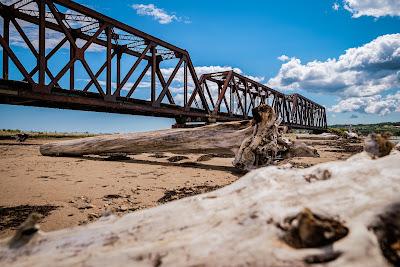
[0,134,362,238]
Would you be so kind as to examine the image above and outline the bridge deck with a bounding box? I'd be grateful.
[0,79,242,122]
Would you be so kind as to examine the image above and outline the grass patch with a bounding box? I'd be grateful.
[0,129,99,139]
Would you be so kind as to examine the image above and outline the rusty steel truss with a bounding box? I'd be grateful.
[0,0,327,130]
[200,71,327,129]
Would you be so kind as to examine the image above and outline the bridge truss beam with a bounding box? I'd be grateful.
[0,0,209,111]
[0,0,327,130]
[200,71,327,130]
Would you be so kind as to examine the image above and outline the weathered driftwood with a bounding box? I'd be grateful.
[40,120,252,156]
[40,105,318,170]
[296,133,339,140]
[233,105,280,169]
[1,150,399,267]
[233,105,318,170]
[39,106,278,157]
[364,132,395,158]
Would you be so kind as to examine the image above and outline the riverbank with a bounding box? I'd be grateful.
[0,133,362,238]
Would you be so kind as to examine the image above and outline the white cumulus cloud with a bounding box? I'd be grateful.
[132,4,187,24]
[277,55,290,62]
[343,0,400,18]
[269,34,400,116]
[329,92,400,115]
[332,2,340,11]
[268,34,400,98]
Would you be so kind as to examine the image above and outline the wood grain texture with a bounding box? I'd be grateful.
[40,120,252,156]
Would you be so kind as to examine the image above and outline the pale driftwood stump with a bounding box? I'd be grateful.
[1,150,399,267]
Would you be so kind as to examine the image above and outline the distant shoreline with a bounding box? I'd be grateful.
[329,121,400,137]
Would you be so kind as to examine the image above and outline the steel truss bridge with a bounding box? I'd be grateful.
[0,0,327,131]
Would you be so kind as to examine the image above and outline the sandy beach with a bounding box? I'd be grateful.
[0,134,362,238]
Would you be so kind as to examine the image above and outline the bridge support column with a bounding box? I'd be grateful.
[173,116,189,128]
[31,0,50,93]
[172,116,210,128]
[175,116,187,125]
[312,129,326,134]
[184,60,187,106]
[106,26,112,97]
[151,45,157,103]
[104,26,116,102]
[38,0,46,91]
[2,17,9,80]
[116,52,121,90]
[70,37,75,90]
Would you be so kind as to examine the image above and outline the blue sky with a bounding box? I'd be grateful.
[0,0,399,132]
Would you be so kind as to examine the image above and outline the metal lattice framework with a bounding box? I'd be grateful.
[0,0,327,130]
[201,71,327,129]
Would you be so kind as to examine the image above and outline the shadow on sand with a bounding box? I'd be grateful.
[75,155,245,176]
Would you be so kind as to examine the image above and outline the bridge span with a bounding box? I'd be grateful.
[0,0,327,130]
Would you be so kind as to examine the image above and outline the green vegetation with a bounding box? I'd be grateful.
[0,129,98,139]
[329,122,400,137]
[327,127,347,138]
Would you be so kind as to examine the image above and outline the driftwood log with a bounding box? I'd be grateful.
[40,120,252,157]
[1,150,399,266]
[40,105,318,170]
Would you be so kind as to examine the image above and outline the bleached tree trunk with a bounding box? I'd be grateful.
[1,151,399,267]
[39,105,276,158]
[40,121,252,156]
[40,105,319,170]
